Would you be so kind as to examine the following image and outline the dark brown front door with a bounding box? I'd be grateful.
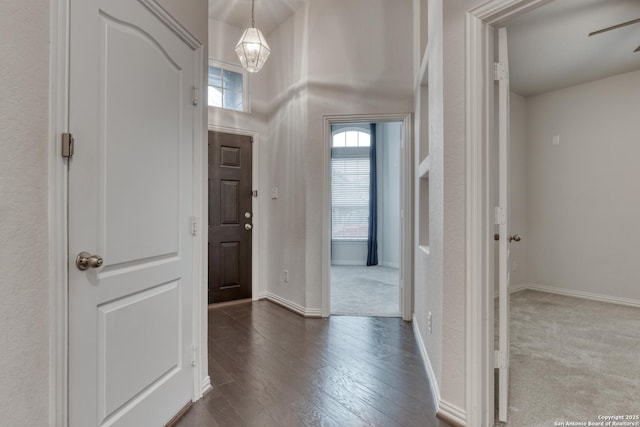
[208,131,252,304]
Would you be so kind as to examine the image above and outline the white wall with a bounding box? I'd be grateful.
[521,69,640,301]
[380,122,402,268]
[413,0,448,409]
[259,6,310,307]
[414,0,488,414]
[257,0,413,311]
[0,2,50,425]
[509,91,530,287]
[331,241,368,266]
[304,0,413,310]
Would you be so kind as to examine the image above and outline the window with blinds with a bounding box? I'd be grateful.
[331,129,371,240]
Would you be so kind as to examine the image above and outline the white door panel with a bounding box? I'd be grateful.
[69,1,196,425]
[99,282,180,419]
[102,13,182,266]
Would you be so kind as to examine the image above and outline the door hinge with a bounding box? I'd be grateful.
[252,190,258,198]
[190,216,198,236]
[61,133,74,158]
[493,62,507,81]
[192,86,199,106]
[191,344,197,367]
[494,206,506,225]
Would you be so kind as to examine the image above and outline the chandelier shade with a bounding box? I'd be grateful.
[235,0,270,73]
[235,27,271,73]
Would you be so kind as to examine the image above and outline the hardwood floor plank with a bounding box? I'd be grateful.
[174,301,449,427]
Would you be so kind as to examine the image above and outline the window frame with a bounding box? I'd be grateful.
[207,59,250,113]
[330,128,372,241]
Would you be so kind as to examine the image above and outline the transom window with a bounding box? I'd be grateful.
[331,129,371,240]
[332,130,371,148]
[208,61,248,112]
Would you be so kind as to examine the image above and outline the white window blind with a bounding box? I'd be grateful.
[331,157,370,240]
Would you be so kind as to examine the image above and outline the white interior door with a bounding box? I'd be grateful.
[68,1,197,425]
[497,26,511,423]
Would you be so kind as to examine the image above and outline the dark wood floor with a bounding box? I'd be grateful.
[173,300,448,427]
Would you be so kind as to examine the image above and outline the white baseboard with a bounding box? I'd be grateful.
[261,292,322,318]
[382,261,400,269]
[494,283,529,299]
[330,261,367,266]
[412,317,440,409]
[519,284,640,308]
[509,283,529,294]
[438,399,467,427]
[201,376,212,396]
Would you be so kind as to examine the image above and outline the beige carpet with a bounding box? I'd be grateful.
[330,265,400,316]
[500,290,640,426]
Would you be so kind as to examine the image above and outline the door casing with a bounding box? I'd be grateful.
[49,1,208,424]
[321,113,413,320]
[465,1,552,426]
[208,124,261,302]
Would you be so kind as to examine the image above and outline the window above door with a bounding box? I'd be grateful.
[208,60,249,113]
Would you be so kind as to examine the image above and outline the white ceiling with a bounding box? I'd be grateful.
[506,0,640,96]
[209,0,307,35]
[208,0,640,96]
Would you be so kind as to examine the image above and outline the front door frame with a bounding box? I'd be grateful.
[207,125,262,303]
[465,1,550,426]
[321,113,413,320]
[49,1,208,424]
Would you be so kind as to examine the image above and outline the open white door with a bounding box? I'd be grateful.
[497,26,511,423]
[68,0,198,425]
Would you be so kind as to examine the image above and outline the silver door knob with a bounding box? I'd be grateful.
[76,252,104,270]
[245,224,253,231]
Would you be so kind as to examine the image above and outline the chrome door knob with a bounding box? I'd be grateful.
[508,234,521,242]
[76,252,104,270]
[245,224,253,231]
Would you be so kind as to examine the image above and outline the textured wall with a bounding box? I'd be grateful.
[257,0,413,311]
[305,0,413,310]
[509,92,530,287]
[0,1,50,425]
[413,0,447,404]
[525,70,640,300]
[156,0,208,44]
[436,0,486,412]
[380,122,402,268]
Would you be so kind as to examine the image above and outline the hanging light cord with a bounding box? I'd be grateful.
[251,0,255,28]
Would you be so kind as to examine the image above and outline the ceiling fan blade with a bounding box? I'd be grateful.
[589,17,640,36]
[635,44,640,53]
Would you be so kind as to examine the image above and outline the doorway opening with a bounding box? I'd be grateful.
[321,113,413,320]
[467,1,640,425]
[329,122,402,316]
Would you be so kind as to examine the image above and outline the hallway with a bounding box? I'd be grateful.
[173,301,447,427]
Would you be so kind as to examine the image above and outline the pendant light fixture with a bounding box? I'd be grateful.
[235,0,271,73]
